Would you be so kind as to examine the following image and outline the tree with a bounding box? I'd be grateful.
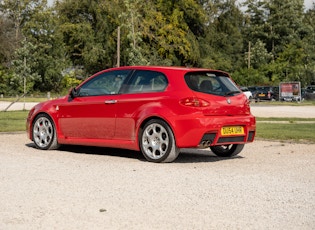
[0,0,65,94]
[246,40,273,69]
[242,0,312,86]
[266,0,305,56]
[200,0,245,71]
[11,40,39,94]
[1,0,314,94]
[56,0,121,75]
[22,6,68,92]
[0,16,16,65]
[119,0,148,65]
[302,5,315,85]
[0,0,48,44]
[140,0,205,66]
[276,42,306,82]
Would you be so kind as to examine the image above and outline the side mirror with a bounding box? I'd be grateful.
[69,87,78,100]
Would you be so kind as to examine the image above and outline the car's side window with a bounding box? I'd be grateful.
[78,70,130,96]
[126,70,168,93]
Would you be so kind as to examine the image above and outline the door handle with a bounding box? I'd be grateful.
[105,100,117,104]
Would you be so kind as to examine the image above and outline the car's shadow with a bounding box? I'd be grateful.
[26,143,243,163]
[176,148,243,163]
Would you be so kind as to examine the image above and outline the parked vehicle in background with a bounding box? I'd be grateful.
[248,86,258,98]
[253,86,279,102]
[26,66,256,163]
[301,88,306,100]
[270,86,279,100]
[240,87,253,100]
[305,85,315,100]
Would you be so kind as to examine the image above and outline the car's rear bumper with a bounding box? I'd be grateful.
[171,114,256,148]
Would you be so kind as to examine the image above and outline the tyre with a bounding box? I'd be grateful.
[210,144,244,157]
[139,119,179,163]
[32,113,59,150]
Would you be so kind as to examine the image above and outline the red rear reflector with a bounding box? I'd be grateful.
[180,97,210,107]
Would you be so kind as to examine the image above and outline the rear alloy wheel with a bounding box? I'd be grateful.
[32,114,59,150]
[140,119,179,163]
[210,144,244,157]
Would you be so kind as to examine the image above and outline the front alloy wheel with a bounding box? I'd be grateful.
[140,119,179,163]
[210,144,244,157]
[32,114,59,150]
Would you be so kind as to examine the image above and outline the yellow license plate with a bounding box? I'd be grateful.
[258,93,265,96]
[221,126,244,136]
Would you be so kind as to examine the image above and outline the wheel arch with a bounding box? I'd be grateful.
[137,116,177,148]
[30,112,57,141]
[137,116,180,163]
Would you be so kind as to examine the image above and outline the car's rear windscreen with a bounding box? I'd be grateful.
[184,71,241,96]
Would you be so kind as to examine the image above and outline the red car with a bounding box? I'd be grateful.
[26,66,256,163]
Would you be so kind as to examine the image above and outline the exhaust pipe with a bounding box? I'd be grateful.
[198,140,211,148]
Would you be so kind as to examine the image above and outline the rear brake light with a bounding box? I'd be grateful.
[179,97,210,107]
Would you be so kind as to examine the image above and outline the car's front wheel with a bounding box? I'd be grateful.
[32,114,59,150]
[210,144,244,157]
[139,119,179,163]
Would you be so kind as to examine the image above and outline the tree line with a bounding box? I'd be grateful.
[0,0,314,95]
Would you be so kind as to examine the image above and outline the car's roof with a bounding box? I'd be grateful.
[104,66,228,75]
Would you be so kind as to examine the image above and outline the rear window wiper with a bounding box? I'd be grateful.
[225,90,241,96]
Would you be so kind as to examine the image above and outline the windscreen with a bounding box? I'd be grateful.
[184,72,241,96]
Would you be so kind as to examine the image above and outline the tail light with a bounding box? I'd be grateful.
[179,97,210,107]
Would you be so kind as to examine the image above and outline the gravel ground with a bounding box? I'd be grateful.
[0,102,314,229]
[0,136,314,229]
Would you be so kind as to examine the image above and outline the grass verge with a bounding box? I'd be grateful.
[256,117,315,122]
[1,97,49,103]
[256,117,315,143]
[0,110,29,132]
[1,111,315,144]
[252,100,315,106]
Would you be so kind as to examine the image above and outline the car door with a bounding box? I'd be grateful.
[58,70,130,140]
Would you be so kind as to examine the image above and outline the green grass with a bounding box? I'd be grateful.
[1,111,315,144]
[0,110,29,132]
[253,100,315,106]
[256,117,315,143]
[256,117,315,122]
[1,97,49,103]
